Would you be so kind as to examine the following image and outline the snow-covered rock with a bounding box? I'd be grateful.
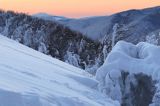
[96,41,160,105]
[0,35,119,106]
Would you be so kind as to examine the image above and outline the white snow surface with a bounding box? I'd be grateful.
[96,41,160,104]
[0,35,119,106]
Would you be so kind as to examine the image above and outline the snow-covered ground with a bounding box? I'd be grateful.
[0,35,119,106]
[96,41,160,105]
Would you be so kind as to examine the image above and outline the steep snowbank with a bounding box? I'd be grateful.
[96,41,160,105]
[0,35,119,106]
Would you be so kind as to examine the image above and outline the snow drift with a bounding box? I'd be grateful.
[96,41,160,105]
[0,35,119,106]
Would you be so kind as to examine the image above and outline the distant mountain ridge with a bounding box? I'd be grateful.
[34,6,160,44]
[62,6,160,44]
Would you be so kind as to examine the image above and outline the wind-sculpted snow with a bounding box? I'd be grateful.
[96,41,160,105]
[0,35,119,106]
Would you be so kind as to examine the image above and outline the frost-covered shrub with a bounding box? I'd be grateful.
[96,41,160,106]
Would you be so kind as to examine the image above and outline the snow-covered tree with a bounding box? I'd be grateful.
[23,28,33,46]
[38,42,48,54]
[2,17,13,37]
[11,26,24,42]
[146,34,158,45]
[85,55,102,74]
[112,23,119,48]
[102,45,108,62]
[78,38,86,53]
[64,51,80,68]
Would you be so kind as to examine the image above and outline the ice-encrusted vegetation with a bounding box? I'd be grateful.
[96,41,160,106]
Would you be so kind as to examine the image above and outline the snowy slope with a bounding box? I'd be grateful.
[96,41,160,105]
[0,35,119,106]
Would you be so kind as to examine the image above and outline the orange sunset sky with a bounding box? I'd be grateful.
[0,0,160,18]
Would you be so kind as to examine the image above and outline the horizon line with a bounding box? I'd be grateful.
[0,5,160,19]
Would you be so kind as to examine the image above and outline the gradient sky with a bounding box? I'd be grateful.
[0,0,160,18]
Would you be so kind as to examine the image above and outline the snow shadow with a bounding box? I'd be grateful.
[0,89,42,106]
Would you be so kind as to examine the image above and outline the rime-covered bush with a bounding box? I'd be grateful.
[96,41,160,106]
